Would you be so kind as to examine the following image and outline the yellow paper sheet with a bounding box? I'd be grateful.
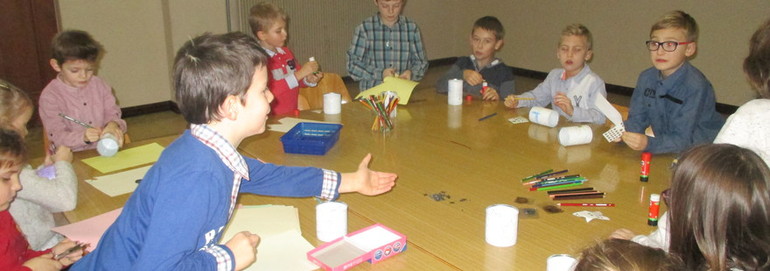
[221,205,318,271]
[82,143,165,174]
[355,77,418,105]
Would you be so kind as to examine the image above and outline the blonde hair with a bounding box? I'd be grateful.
[575,239,681,271]
[0,79,33,125]
[561,24,593,50]
[248,2,287,35]
[650,10,698,42]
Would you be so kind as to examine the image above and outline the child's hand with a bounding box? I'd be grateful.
[609,228,636,240]
[383,68,396,78]
[398,70,412,80]
[553,92,574,116]
[306,71,324,84]
[462,70,483,86]
[52,146,73,163]
[84,128,101,143]
[23,253,63,271]
[102,122,124,147]
[339,154,397,196]
[52,239,85,266]
[225,231,261,271]
[621,132,648,151]
[297,61,319,80]
[503,95,518,108]
[482,88,499,101]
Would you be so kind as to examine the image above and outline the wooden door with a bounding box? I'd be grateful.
[0,0,58,125]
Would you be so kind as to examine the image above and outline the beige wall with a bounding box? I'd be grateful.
[57,0,227,107]
[58,1,769,108]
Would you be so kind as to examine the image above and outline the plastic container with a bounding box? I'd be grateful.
[280,122,343,155]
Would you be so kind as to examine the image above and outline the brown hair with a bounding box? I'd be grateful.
[172,32,268,124]
[0,79,33,125]
[575,239,681,271]
[473,16,504,40]
[0,128,26,170]
[668,144,770,270]
[650,10,698,42]
[744,18,770,98]
[248,2,287,36]
[51,30,101,65]
[562,24,593,50]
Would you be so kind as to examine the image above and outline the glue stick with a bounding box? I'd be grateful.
[640,152,652,182]
[309,57,321,74]
[481,81,488,95]
[648,193,660,226]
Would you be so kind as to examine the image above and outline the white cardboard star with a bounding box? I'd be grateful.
[572,211,610,222]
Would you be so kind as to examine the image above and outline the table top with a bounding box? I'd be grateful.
[66,89,674,270]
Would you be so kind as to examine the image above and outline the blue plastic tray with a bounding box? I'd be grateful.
[280,122,343,155]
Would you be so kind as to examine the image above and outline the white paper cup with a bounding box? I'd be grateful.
[323,92,341,115]
[447,105,462,129]
[316,202,347,242]
[547,254,577,271]
[97,133,119,157]
[485,204,518,247]
[558,125,593,146]
[448,79,463,105]
[529,107,559,127]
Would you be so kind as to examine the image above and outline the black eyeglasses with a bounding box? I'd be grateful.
[645,40,693,52]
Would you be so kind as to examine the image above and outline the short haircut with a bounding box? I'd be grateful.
[561,24,593,50]
[472,16,504,40]
[650,10,699,42]
[248,2,287,35]
[575,239,681,271]
[0,79,33,125]
[51,30,101,65]
[0,128,26,169]
[172,32,268,124]
[668,144,770,271]
[744,18,770,99]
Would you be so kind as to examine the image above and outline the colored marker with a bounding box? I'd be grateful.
[478,112,497,121]
[521,169,554,181]
[529,182,583,191]
[532,178,586,188]
[526,175,583,186]
[58,113,93,128]
[552,193,606,200]
[536,169,569,180]
[54,242,86,260]
[557,203,615,207]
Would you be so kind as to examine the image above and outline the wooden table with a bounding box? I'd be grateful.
[65,89,674,270]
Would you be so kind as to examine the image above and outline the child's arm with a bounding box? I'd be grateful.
[513,70,560,108]
[347,26,381,83]
[38,93,94,150]
[610,212,670,251]
[338,154,397,196]
[564,80,608,124]
[406,26,429,81]
[224,231,260,271]
[16,147,77,213]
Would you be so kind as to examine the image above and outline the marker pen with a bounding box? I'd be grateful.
[640,152,652,182]
[648,193,661,226]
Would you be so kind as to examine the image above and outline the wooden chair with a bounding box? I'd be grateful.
[298,73,352,110]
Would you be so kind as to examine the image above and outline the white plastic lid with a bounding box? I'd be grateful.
[650,193,661,201]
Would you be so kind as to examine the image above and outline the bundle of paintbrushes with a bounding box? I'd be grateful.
[358,93,399,132]
[521,169,604,199]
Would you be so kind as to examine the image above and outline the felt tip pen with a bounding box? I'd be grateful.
[536,169,569,179]
[557,203,615,207]
[547,187,595,195]
[529,182,583,191]
[58,113,94,128]
[532,179,587,188]
[54,243,86,260]
[527,175,584,186]
[521,169,554,181]
[478,112,497,121]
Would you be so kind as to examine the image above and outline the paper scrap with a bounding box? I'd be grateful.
[81,143,164,174]
[355,77,418,105]
[52,208,122,250]
[220,205,317,271]
[602,125,625,142]
[508,116,529,124]
[85,165,152,197]
[572,211,610,222]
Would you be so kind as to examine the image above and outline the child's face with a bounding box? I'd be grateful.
[257,19,287,52]
[238,65,274,136]
[0,164,22,211]
[375,0,403,26]
[50,59,96,89]
[557,35,592,78]
[649,27,696,77]
[9,106,32,138]
[469,27,503,65]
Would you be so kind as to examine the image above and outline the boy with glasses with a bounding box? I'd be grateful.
[618,10,724,154]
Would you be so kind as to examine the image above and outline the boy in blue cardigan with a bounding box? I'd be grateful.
[73,32,397,271]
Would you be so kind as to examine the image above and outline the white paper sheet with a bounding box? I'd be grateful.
[85,165,152,197]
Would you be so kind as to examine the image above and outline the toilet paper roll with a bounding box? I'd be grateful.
[323,93,341,115]
[97,133,119,157]
[316,201,347,242]
[529,107,559,127]
[547,254,577,271]
[447,79,463,105]
[558,125,593,146]
[485,204,518,247]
